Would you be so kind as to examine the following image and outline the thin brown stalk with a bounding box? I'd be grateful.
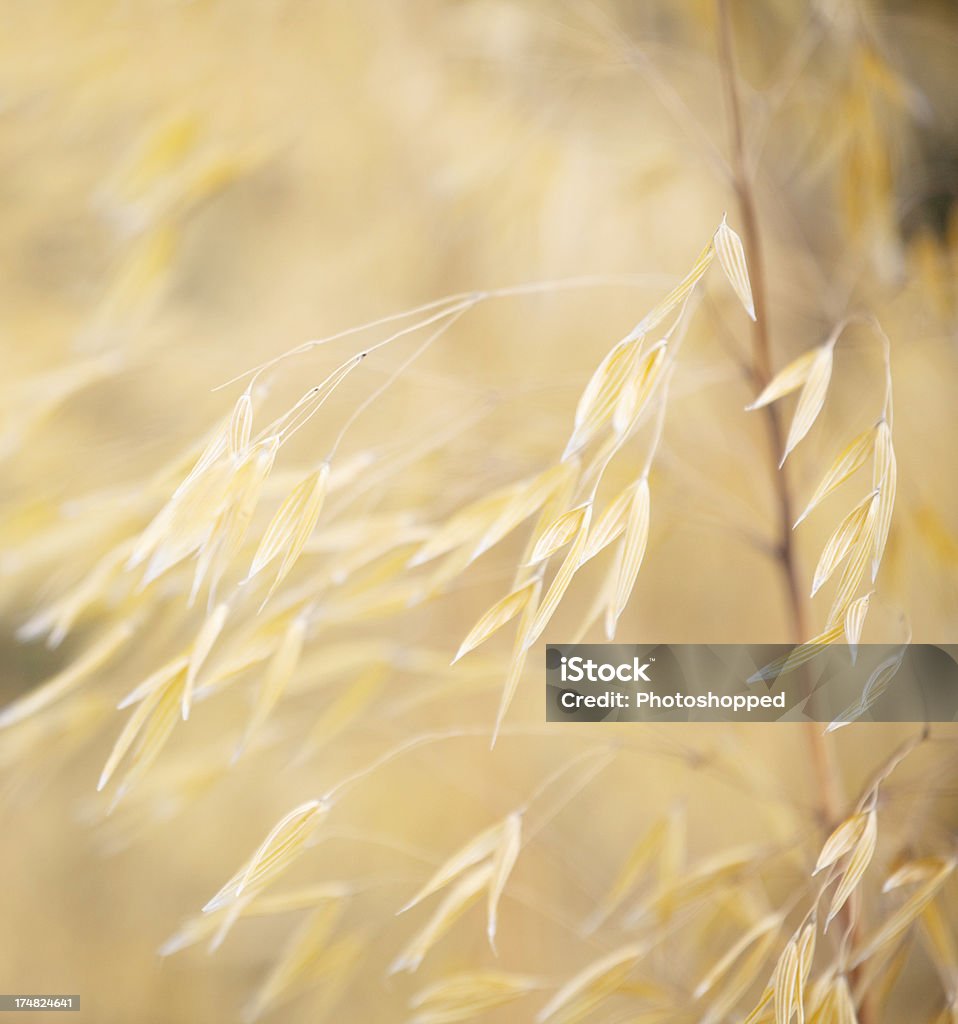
[715,0,840,822]
[716,4,873,1019]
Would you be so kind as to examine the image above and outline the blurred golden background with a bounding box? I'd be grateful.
[2,2,957,1022]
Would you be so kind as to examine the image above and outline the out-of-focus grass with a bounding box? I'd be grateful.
[2,2,958,1022]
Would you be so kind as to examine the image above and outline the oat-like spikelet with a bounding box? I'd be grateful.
[795,428,876,526]
[697,916,783,1024]
[771,919,815,1024]
[811,493,878,597]
[486,811,521,951]
[714,214,757,320]
[523,506,592,649]
[563,339,641,460]
[577,480,635,565]
[611,342,668,438]
[160,882,352,956]
[98,666,186,805]
[853,858,957,968]
[182,601,229,719]
[750,317,896,643]
[390,863,494,975]
[826,641,909,732]
[535,943,648,1024]
[606,476,650,639]
[409,971,542,1024]
[842,593,872,660]
[814,813,871,876]
[825,809,877,929]
[243,904,359,1022]
[781,345,834,466]
[247,464,330,601]
[870,420,897,582]
[491,578,541,744]
[204,801,328,913]
[294,665,384,761]
[228,389,253,458]
[453,580,537,664]
[747,624,845,684]
[235,611,308,759]
[527,503,592,566]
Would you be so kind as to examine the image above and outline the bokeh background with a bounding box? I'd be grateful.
[2,1,957,1021]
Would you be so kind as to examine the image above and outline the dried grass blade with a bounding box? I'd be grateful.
[714,215,756,319]
[827,811,877,929]
[118,655,190,710]
[695,913,782,1000]
[204,437,279,595]
[640,846,763,922]
[183,602,229,719]
[204,800,327,912]
[476,462,578,563]
[243,903,342,1021]
[607,478,650,638]
[410,971,541,1024]
[236,614,308,758]
[454,581,537,664]
[111,671,185,805]
[814,812,870,875]
[586,817,668,932]
[528,504,592,566]
[270,463,331,594]
[826,519,876,629]
[747,349,818,411]
[98,671,179,792]
[743,986,775,1024]
[884,857,949,892]
[295,665,383,758]
[579,482,636,566]
[635,241,714,336]
[773,945,799,1024]
[535,943,646,1024]
[229,390,253,457]
[782,345,834,464]
[747,624,845,685]
[807,976,857,1024]
[700,928,780,1024]
[825,645,907,732]
[140,459,235,584]
[871,430,896,582]
[853,858,956,968]
[796,428,875,525]
[410,486,520,567]
[390,863,494,975]
[843,593,871,662]
[524,508,592,649]
[563,340,640,460]
[919,901,958,992]
[248,466,327,582]
[492,579,541,745]
[811,493,877,597]
[612,343,668,437]
[773,929,810,1024]
[487,812,522,951]
[398,822,502,915]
